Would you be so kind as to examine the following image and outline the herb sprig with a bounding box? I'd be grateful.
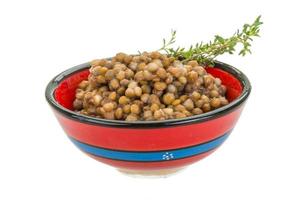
[158,16,263,65]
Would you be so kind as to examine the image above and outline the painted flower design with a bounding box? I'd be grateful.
[162,152,174,160]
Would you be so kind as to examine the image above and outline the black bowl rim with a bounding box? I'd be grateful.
[45,60,251,128]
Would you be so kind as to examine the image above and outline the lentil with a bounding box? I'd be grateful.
[154,82,167,91]
[163,93,175,105]
[73,52,229,120]
[210,98,221,108]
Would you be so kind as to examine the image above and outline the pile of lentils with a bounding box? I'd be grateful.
[73,52,229,121]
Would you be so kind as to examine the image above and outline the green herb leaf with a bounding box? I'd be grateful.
[158,16,263,65]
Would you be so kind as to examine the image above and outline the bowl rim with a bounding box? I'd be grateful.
[45,60,251,128]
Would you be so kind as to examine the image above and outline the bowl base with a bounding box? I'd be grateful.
[117,167,185,178]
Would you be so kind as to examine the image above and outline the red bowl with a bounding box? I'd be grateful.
[45,60,251,176]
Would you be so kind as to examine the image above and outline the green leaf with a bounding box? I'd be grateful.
[157,16,262,65]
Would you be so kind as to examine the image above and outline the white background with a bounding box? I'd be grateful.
[0,0,299,199]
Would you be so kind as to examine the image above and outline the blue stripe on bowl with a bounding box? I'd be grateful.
[69,131,231,162]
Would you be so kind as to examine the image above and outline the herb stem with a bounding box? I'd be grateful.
[158,16,263,65]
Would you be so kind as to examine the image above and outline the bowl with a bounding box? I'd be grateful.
[45,60,251,176]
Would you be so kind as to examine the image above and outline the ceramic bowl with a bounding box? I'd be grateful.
[45,60,251,176]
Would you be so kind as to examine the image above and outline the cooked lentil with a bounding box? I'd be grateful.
[73,52,229,121]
